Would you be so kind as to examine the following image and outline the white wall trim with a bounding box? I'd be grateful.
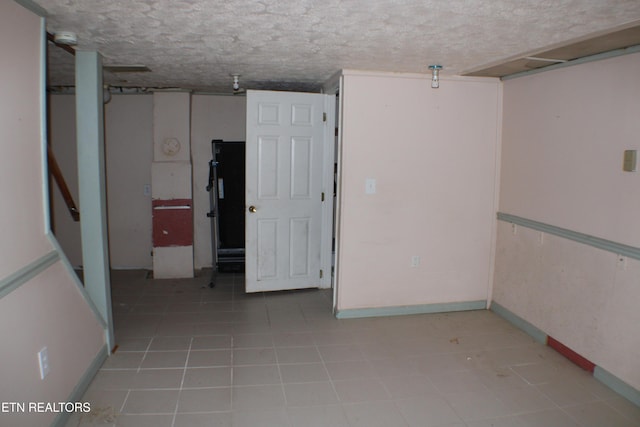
[336,300,487,319]
[489,301,547,344]
[40,16,50,235]
[320,93,336,288]
[594,366,640,407]
[485,82,504,308]
[497,212,640,260]
[332,74,345,313]
[0,233,109,335]
[0,251,59,298]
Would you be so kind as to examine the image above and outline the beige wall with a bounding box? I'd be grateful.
[494,52,640,390]
[106,95,154,268]
[336,71,501,311]
[51,93,246,271]
[0,2,106,426]
[51,94,154,269]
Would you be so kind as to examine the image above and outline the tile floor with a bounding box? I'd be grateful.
[66,270,640,427]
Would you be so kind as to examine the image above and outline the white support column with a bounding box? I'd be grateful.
[151,91,194,279]
[75,51,114,349]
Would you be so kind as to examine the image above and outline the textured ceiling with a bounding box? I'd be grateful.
[35,0,640,93]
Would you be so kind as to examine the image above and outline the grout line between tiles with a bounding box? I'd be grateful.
[273,339,288,407]
[230,326,235,411]
[118,389,131,416]
[315,330,342,406]
[134,337,154,374]
[170,336,193,427]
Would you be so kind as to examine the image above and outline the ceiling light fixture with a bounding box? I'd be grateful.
[53,31,77,46]
[428,65,443,89]
[230,74,246,95]
[232,74,241,91]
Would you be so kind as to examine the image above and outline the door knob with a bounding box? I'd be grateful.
[248,205,257,213]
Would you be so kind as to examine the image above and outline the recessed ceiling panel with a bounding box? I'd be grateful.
[465,24,640,78]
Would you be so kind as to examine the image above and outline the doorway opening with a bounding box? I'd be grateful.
[207,140,246,289]
[208,90,337,296]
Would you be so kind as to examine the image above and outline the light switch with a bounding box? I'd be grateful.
[623,150,637,172]
[365,178,376,194]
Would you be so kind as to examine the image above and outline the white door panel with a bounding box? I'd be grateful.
[246,90,332,293]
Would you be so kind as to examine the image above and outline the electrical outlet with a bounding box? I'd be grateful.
[143,184,151,196]
[38,347,50,379]
[411,255,420,267]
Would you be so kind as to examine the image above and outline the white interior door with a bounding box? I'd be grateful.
[245,90,332,293]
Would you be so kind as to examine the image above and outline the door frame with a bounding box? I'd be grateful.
[319,93,336,289]
[322,74,343,313]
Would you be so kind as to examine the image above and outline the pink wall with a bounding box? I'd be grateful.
[0,263,106,426]
[0,2,106,425]
[336,71,501,311]
[494,52,640,390]
[0,1,50,274]
[499,53,640,246]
